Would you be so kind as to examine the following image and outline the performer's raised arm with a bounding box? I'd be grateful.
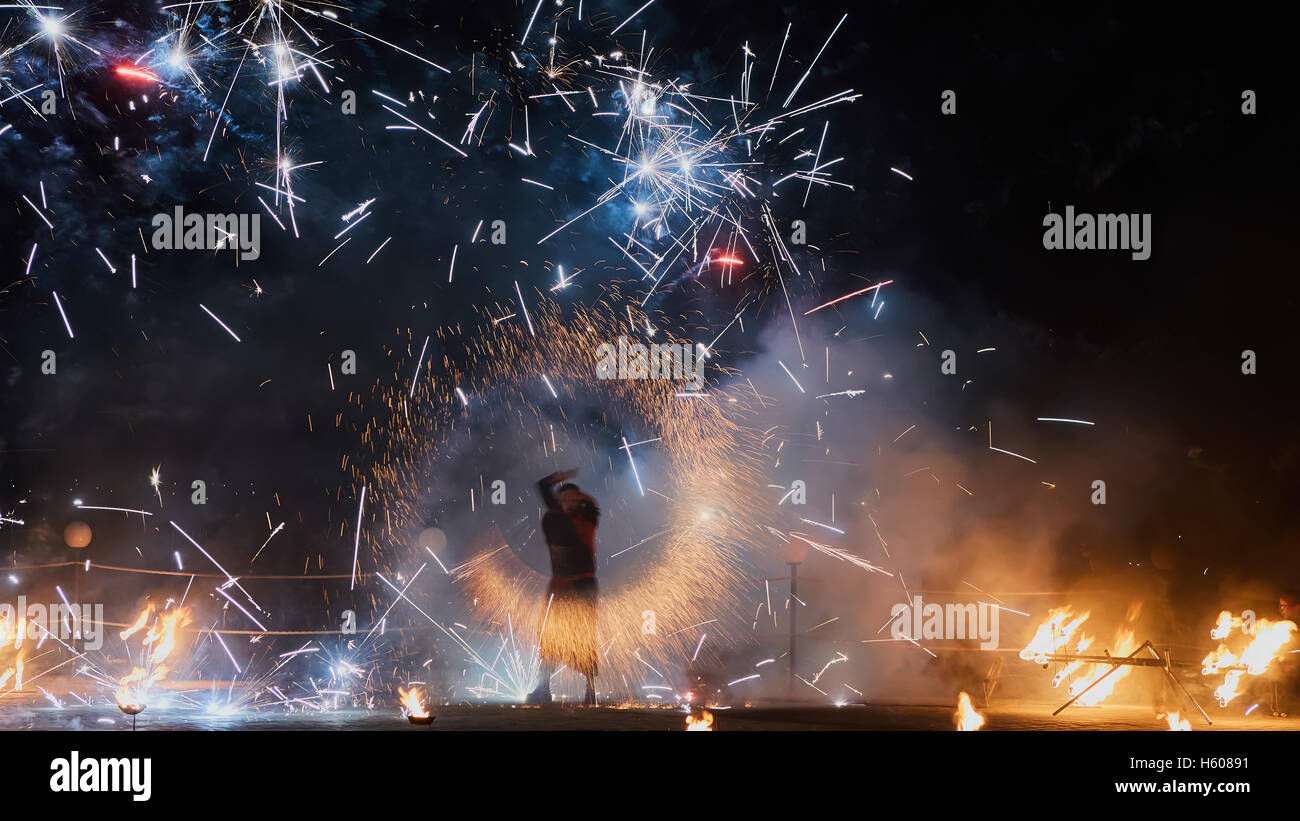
[537,469,578,511]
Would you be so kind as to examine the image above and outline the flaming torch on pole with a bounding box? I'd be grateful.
[1201,613,1297,709]
[782,537,812,695]
[113,604,191,729]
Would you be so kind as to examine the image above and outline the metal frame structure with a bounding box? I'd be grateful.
[1042,640,1213,725]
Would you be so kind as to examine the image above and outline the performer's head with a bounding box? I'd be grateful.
[1281,590,1300,622]
[557,483,584,515]
[557,483,600,522]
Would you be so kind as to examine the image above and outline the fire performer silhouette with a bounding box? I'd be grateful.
[1275,590,1300,713]
[526,469,600,705]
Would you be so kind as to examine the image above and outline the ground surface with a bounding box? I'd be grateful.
[1,696,1296,730]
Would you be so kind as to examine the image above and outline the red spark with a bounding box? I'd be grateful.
[803,280,895,315]
[114,65,161,84]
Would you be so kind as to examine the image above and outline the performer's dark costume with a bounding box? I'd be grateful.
[528,473,599,702]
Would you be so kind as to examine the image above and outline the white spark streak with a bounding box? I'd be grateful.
[52,290,73,338]
[199,303,241,342]
[350,485,366,590]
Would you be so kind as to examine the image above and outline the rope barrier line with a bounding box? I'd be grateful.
[750,578,1078,596]
[9,562,1077,596]
[3,560,379,580]
[1,563,447,636]
[44,618,443,637]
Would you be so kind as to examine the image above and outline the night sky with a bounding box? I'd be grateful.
[1,0,1297,696]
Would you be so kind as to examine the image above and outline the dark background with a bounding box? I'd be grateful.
[1,1,1296,638]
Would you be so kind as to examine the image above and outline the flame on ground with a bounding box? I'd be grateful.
[954,690,985,731]
[399,686,430,718]
[1159,712,1191,731]
[686,709,715,731]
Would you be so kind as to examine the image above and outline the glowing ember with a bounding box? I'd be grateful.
[954,691,985,731]
[685,709,715,731]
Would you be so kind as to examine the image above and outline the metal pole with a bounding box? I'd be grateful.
[72,562,80,653]
[788,563,798,694]
[1053,641,1151,716]
[1152,645,1212,726]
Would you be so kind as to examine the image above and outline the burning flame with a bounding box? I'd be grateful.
[685,709,715,731]
[1022,602,1144,707]
[1050,636,1093,687]
[399,686,430,718]
[1209,610,1243,641]
[1,653,22,691]
[1020,606,1091,664]
[954,691,985,731]
[1160,712,1191,731]
[145,607,191,664]
[2,610,27,651]
[113,604,191,709]
[1201,617,1296,707]
[1069,629,1138,706]
[120,604,154,640]
[0,617,18,691]
[115,664,167,710]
